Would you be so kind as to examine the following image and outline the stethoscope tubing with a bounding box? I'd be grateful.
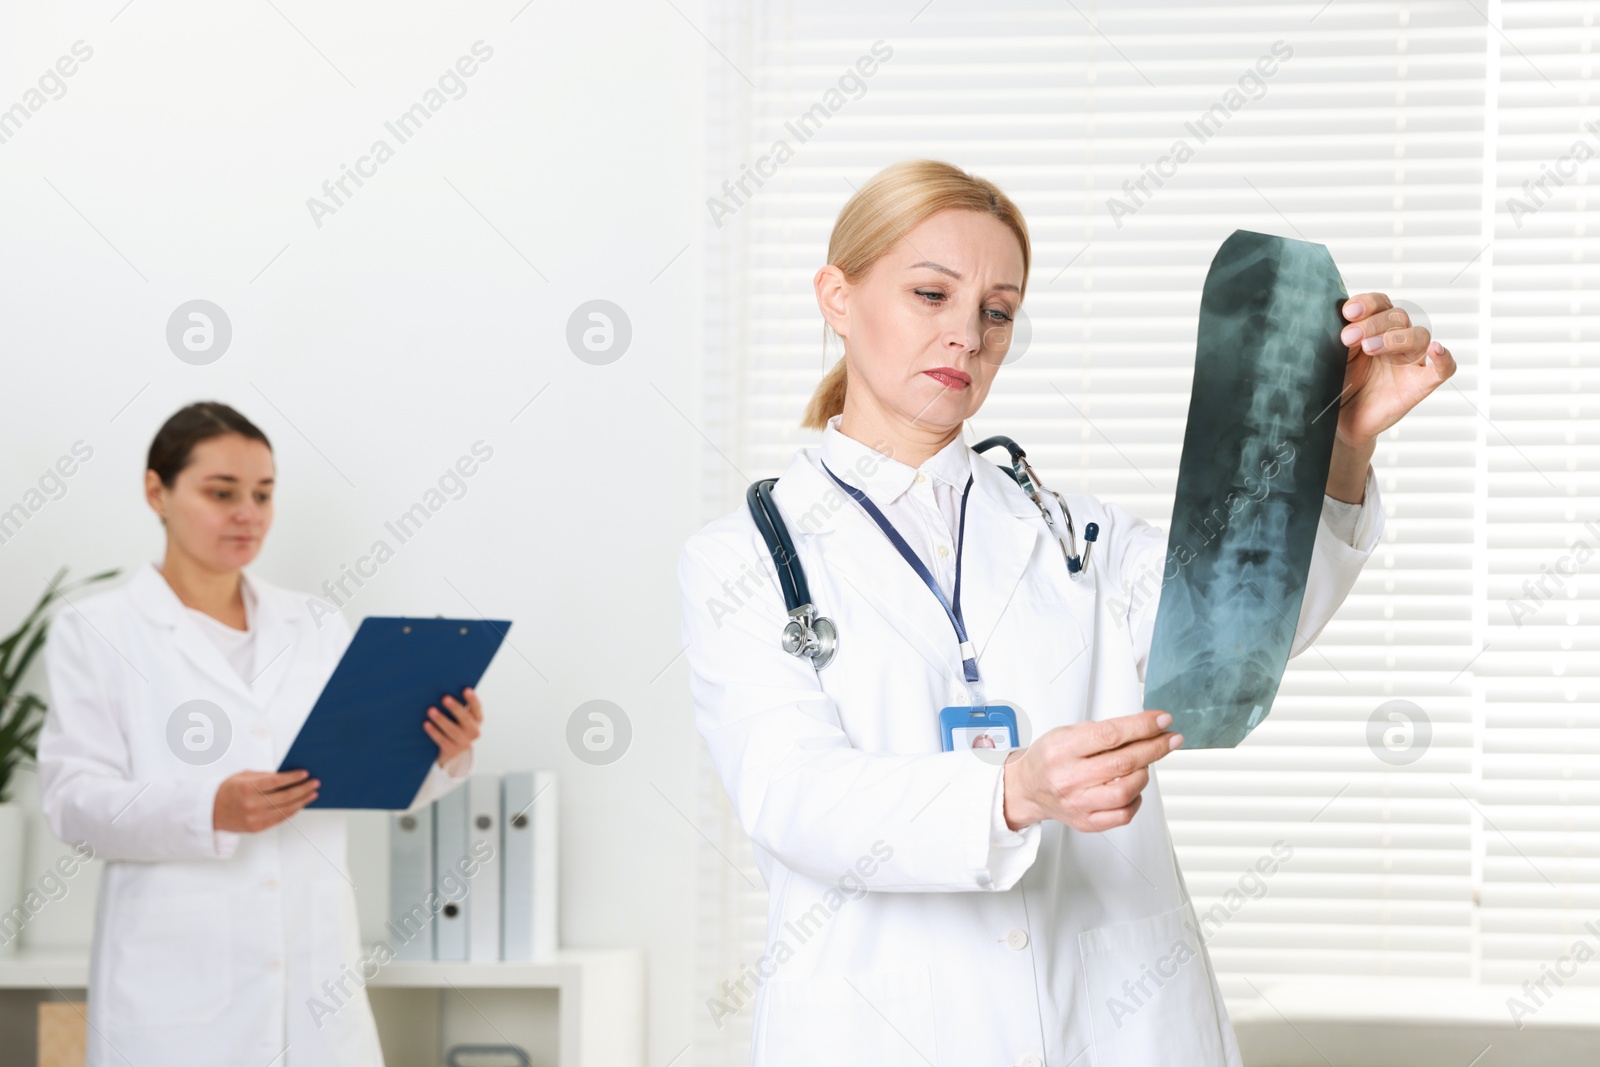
[745,434,1097,670]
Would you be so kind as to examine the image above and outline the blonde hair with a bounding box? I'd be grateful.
[800,159,1032,430]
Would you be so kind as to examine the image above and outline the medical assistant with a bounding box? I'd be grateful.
[678,413,1382,1067]
[38,561,473,1067]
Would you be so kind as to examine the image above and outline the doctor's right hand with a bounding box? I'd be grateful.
[213,769,321,833]
[1001,710,1182,833]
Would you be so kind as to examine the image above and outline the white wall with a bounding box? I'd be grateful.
[1,0,705,1060]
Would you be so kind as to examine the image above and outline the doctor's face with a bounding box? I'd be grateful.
[817,208,1024,433]
[146,434,275,572]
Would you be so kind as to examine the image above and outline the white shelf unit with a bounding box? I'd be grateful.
[0,947,644,1067]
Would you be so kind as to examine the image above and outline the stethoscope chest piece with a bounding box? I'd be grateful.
[748,477,839,671]
[782,605,837,669]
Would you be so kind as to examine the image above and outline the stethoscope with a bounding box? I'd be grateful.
[744,435,1098,671]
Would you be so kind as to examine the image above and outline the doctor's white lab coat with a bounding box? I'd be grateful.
[678,435,1382,1067]
[38,562,473,1067]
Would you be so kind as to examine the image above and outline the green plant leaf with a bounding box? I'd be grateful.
[0,566,68,678]
[0,566,120,798]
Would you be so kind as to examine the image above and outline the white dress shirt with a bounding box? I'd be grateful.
[818,412,1374,853]
[184,577,258,683]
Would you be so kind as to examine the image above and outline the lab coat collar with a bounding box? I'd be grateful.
[774,430,1040,687]
[129,561,306,710]
[820,413,976,502]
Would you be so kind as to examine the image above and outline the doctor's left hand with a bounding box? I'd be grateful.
[424,686,483,767]
[1334,292,1457,446]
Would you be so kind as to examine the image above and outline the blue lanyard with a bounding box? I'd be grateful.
[820,460,980,684]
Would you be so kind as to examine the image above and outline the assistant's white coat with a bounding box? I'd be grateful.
[39,562,473,1067]
[679,430,1381,1067]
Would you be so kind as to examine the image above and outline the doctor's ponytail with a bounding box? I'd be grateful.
[800,159,1031,431]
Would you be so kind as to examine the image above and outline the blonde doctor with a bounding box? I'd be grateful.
[678,160,1453,1065]
[38,401,483,1067]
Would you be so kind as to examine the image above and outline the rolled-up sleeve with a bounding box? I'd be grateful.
[1115,462,1385,677]
[1293,463,1384,652]
[407,748,474,811]
[985,762,1043,887]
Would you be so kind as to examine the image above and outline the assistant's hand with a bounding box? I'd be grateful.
[424,686,483,768]
[213,769,320,833]
[1334,291,1456,448]
[1001,709,1183,832]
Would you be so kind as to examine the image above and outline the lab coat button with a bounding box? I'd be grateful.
[253,728,270,740]
[936,544,950,557]
[264,877,279,890]
[1020,1056,1043,1067]
[914,472,927,484]
[1005,927,1029,950]
[268,957,283,971]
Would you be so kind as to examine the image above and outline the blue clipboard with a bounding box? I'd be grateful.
[278,616,511,809]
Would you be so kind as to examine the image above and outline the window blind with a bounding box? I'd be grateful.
[693,1,1596,1059]
[1480,0,1599,996]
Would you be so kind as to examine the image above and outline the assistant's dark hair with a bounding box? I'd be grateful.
[147,401,272,488]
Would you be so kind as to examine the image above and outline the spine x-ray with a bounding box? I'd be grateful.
[1142,229,1349,748]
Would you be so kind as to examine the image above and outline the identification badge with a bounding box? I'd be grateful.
[940,704,1020,753]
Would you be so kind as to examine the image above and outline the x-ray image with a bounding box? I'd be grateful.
[1143,229,1350,748]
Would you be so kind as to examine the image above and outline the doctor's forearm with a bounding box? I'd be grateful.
[1290,464,1385,657]
[43,776,230,862]
[733,747,1035,891]
[1325,435,1377,504]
